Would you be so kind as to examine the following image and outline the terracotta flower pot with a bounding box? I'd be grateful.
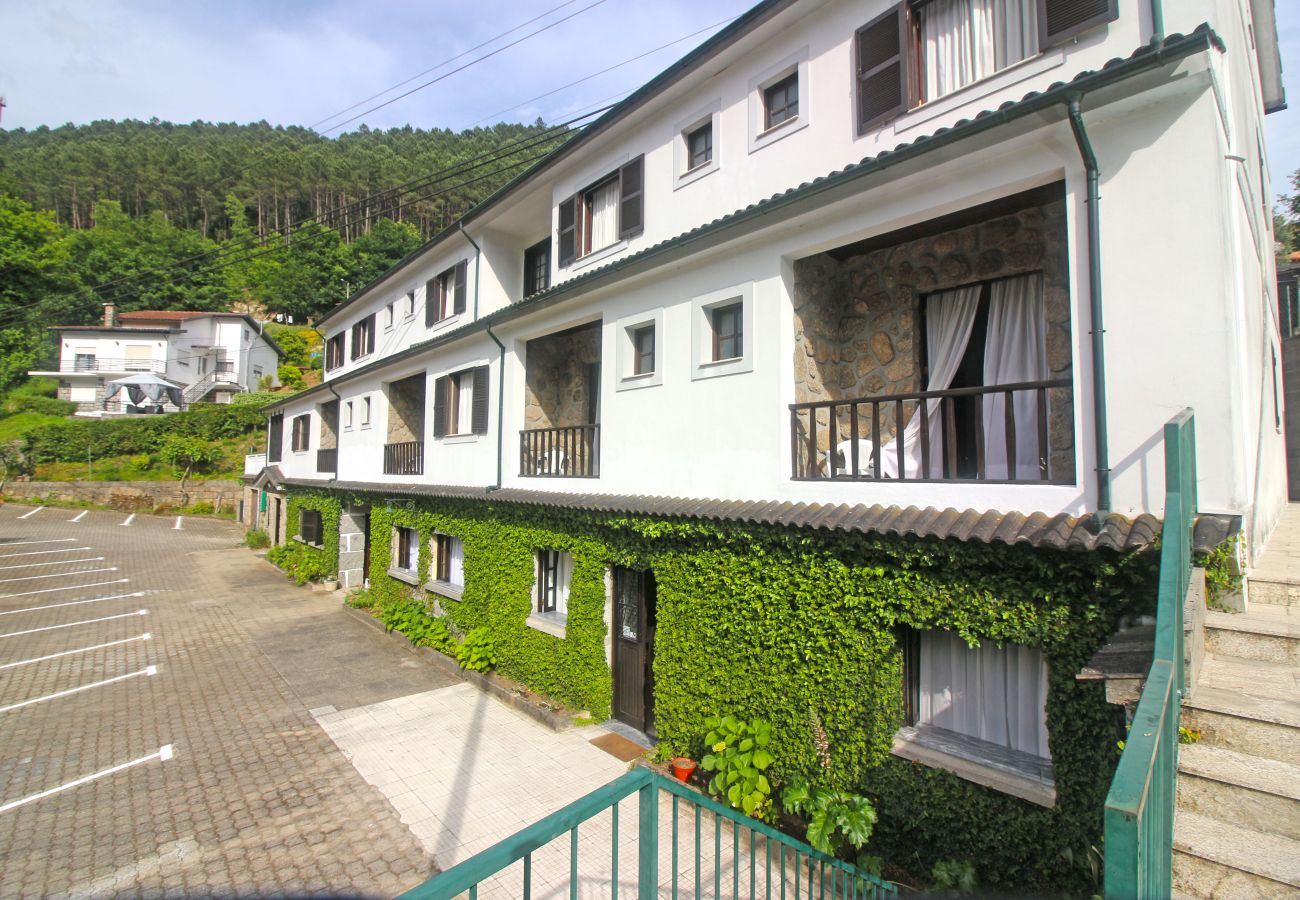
[671,757,697,782]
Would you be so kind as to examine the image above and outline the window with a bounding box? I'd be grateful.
[290,414,311,452]
[557,156,643,267]
[384,302,395,330]
[855,1,1116,133]
[685,122,712,171]
[404,290,416,319]
[268,413,283,463]
[325,333,346,371]
[391,526,418,575]
[534,549,572,621]
[298,509,322,545]
[74,348,96,371]
[523,238,552,297]
[360,396,372,428]
[344,401,353,430]
[426,261,468,327]
[901,628,1052,789]
[763,72,799,130]
[349,315,376,361]
[433,366,489,437]
[711,303,743,362]
[125,344,153,372]
[253,366,263,380]
[431,533,465,589]
[632,325,655,376]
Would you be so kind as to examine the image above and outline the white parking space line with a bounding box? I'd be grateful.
[120,514,135,527]
[0,609,147,640]
[0,547,93,560]
[0,567,118,585]
[0,578,130,599]
[0,591,144,617]
[0,665,157,715]
[0,539,76,549]
[16,507,44,520]
[0,557,104,572]
[173,517,183,530]
[0,633,151,670]
[0,744,173,815]
[69,511,88,523]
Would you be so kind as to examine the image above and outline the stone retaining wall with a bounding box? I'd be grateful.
[2,479,244,511]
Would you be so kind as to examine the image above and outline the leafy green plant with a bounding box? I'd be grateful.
[278,364,305,390]
[1197,536,1241,609]
[456,627,497,672]
[1178,726,1202,745]
[700,715,775,819]
[780,775,877,857]
[244,528,270,549]
[266,540,334,584]
[377,598,456,654]
[931,859,978,894]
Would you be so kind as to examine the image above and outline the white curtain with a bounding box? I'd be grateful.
[456,372,474,435]
[589,181,620,252]
[982,274,1048,480]
[555,552,573,618]
[448,537,465,587]
[883,285,981,478]
[920,0,1037,101]
[918,630,1049,758]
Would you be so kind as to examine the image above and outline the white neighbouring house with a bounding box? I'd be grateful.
[32,304,284,414]
[250,0,1291,888]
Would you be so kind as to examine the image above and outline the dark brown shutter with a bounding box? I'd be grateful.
[425,278,438,326]
[618,156,644,240]
[365,315,376,355]
[471,365,489,435]
[1038,0,1117,49]
[454,260,468,315]
[349,323,360,360]
[557,196,577,267]
[855,5,911,133]
[268,413,283,463]
[433,375,449,438]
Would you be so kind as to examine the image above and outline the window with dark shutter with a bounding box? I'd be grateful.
[365,314,376,355]
[268,413,283,463]
[856,5,911,134]
[558,197,577,267]
[425,278,438,326]
[523,239,551,296]
[299,509,322,545]
[454,260,468,315]
[618,156,644,240]
[471,365,489,435]
[325,334,345,371]
[1037,0,1117,49]
[432,375,449,438]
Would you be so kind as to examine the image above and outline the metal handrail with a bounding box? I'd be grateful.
[64,358,167,374]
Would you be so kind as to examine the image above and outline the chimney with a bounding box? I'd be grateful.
[103,302,118,327]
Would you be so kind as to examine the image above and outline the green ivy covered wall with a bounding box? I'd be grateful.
[279,485,1157,892]
[266,489,341,584]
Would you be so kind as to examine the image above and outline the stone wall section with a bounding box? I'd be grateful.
[4,479,243,510]
[385,376,425,444]
[792,200,1074,480]
[524,325,602,430]
[338,506,369,591]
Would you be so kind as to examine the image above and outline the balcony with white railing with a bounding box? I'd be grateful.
[244,453,267,476]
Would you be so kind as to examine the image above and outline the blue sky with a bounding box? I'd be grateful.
[0,0,1296,201]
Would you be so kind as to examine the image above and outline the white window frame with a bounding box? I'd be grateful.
[427,532,465,600]
[527,549,572,637]
[562,152,632,272]
[360,395,372,429]
[343,400,354,431]
[404,289,416,320]
[748,48,810,154]
[384,302,395,331]
[615,308,664,391]
[388,524,419,584]
[674,101,721,190]
[691,282,754,381]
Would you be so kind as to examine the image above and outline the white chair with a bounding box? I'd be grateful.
[534,448,568,475]
[832,440,876,477]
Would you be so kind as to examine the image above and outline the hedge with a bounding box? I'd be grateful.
[278,485,1156,893]
[24,403,265,463]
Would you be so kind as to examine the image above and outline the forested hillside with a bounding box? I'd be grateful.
[0,118,568,396]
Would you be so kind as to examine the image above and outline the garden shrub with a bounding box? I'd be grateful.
[23,403,265,464]
[244,528,270,549]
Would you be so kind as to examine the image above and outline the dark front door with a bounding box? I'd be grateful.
[613,567,656,736]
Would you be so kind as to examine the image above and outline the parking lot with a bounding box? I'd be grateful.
[0,503,445,898]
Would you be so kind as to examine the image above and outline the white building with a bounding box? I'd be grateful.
[33,304,283,413]
[251,1,1288,888]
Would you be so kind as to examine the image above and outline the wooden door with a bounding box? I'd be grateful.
[613,567,657,736]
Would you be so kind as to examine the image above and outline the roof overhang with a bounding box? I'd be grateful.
[1249,0,1286,113]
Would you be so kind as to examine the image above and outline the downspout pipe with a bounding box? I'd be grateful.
[1067,96,1111,519]
[1151,0,1164,45]
[485,324,506,491]
[458,221,482,321]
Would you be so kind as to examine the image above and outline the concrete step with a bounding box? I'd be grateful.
[1176,744,1300,841]
[1173,812,1300,897]
[1181,656,1300,765]
[1246,577,1300,607]
[1204,605,1299,665]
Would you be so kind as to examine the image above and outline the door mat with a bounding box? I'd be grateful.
[589,731,649,762]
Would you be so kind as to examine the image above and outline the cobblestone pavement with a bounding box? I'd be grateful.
[0,503,449,898]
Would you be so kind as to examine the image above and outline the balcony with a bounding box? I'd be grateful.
[62,358,167,374]
[790,379,1071,483]
[243,453,267,476]
[316,448,338,473]
[384,441,424,476]
[520,425,600,478]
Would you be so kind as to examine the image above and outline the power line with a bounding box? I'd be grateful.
[318,0,611,135]
[310,0,589,130]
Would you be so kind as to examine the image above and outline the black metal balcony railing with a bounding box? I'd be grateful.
[383,441,424,476]
[67,358,167,374]
[316,448,338,473]
[789,379,1071,484]
[520,424,600,478]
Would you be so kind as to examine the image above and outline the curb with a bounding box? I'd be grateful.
[339,602,573,733]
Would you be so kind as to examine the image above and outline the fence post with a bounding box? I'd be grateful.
[638,777,659,898]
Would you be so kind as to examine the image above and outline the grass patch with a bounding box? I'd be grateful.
[33,435,255,481]
[0,411,67,444]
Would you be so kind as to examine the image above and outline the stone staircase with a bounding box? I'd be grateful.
[1173,510,1300,898]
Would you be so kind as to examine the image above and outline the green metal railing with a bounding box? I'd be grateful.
[399,768,897,899]
[1103,409,1196,898]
